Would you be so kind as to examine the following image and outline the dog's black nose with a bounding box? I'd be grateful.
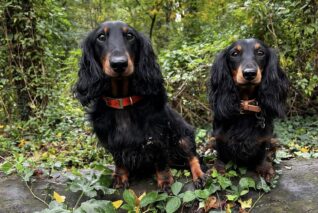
[243,68,257,80]
[110,56,128,73]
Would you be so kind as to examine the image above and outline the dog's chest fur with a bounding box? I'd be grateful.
[214,114,273,165]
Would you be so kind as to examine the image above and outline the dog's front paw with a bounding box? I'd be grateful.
[112,167,130,189]
[193,173,207,189]
[112,175,130,189]
[256,161,275,182]
[156,169,174,193]
[189,157,206,188]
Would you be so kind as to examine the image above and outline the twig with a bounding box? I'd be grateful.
[248,192,265,212]
[73,191,84,210]
[25,181,49,207]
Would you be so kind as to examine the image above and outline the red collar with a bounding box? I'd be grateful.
[102,96,143,109]
[240,99,261,114]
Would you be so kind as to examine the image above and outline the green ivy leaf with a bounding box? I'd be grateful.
[217,175,232,190]
[171,181,183,196]
[156,192,168,202]
[0,161,14,174]
[74,199,116,213]
[194,189,210,199]
[183,191,196,203]
[140,191,158,207]
[256,177,271,193]
[239,177,255,189]
[123,189,137,207]
[226,194,239,201]
[165,197,181,213]
[240,189,249,196]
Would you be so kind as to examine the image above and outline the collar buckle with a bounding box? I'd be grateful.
[118,99,124,109]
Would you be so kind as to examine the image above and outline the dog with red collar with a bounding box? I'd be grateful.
[74,21,206,190]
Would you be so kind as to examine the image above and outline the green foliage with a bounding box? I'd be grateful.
[74,200,116,213]
[0,0,318,212]
[275,116,318,158]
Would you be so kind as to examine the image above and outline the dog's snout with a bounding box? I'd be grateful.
[109,55,128,73]
[243,67,257,80]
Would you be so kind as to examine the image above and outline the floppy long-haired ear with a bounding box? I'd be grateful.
[74,32,109,106]
[133,33,165,96]
[257,48,288,118]
[208,51,240,120]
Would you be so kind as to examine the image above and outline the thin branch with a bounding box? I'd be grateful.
[25,181,49,207]
[149,14,157,39]
[248,192,264,213]
[73,191,84,210]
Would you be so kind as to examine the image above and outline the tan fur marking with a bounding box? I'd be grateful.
[113,166,129,188]
[122,27,128,33]
[123,52,134,77]
[236,45,242,51]
[103,27,109,33]
[156,169,174,189]
[252,67,262,84]
[101,53,117,77]
[189,157,204,181]
[233,65,245,84]
[255,43,260,49]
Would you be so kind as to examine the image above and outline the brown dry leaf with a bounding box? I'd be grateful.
[239,207,248,213]
[204,196,223,212]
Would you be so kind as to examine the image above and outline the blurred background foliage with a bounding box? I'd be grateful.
[0,0,317,164]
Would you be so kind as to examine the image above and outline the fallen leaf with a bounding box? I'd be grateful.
[226,203,234,213]
[32,151,41,161]
[112,200,123,209]
[300,147,309,153]
[18,139,26,148]
[0,125,4,128]
[284,166,292,170]
[53,191,65,203]
[238,198,252,209]
[239,207,248,213]
[138,192,146,201]
[33,169,44,177]
[205,196,224,212]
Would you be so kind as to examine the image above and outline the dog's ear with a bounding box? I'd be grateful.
[74,32,107,106]
[258,48,288,118]
[209,51,240,120]
[133,33,165,96]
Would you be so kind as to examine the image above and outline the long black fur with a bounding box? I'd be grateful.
[208,39,288,170]
[74,21,202,184]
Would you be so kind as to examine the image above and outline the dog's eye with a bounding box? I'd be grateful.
[231,50,240,57]
[97,34,106,41]
[125,33,135,41]
[257,49,265,56]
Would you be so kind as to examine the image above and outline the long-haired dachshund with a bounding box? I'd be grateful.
[208,39,288,181]
[74,21,205,190]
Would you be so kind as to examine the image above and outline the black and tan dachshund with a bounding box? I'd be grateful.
[208,39,288,181]
[74,21,205,190]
